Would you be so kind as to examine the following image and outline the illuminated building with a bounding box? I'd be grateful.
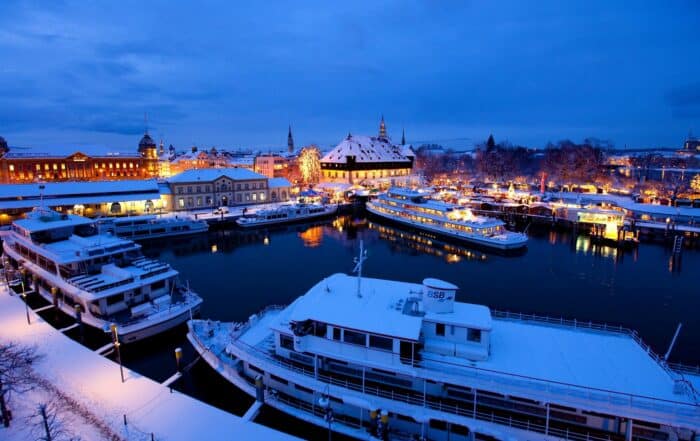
[255,153,290,178]
[320,117,415,185]
[0,132,159,183]
[167,168,290,211]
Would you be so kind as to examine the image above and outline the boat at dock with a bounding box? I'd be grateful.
[236,203,337,228]
[188,243,700,441]
[366,188,527,250]
[2,207,202,343]
[96,214,209,240]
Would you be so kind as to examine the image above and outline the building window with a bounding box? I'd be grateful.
[259,192,265,201]
[436,323,445,336]
[196,186,201,193]
[252,193,257,201]
[187,197,193,207]
[236,194,242,202]
[187,186,192,193]
[245,194,250,202]
[467,328,481,343]
[245,183,249,190]
[178,187,183,194]
[332,328,341,341]
[196,197,202,206]
[237,184,241,190]
[8,164,14,172]
[205,185,210,192]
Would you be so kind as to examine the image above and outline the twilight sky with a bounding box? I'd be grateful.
[1,1,699,153]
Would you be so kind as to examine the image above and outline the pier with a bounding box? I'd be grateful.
[0,285,299,441]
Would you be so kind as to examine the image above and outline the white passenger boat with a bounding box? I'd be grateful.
[236,203,337,228]
[189,243,700,441]
[366,188,527,251]
[97,214,208,240]
[3,208,203,343]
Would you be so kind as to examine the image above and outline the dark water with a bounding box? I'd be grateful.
[119,214,700,439]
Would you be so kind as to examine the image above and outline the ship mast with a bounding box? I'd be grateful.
[352,240,368,298]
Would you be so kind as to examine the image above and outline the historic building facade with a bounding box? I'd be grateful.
[0,133,159,183]
[167,168,290,211]
[320,117,415,185]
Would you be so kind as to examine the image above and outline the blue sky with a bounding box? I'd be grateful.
[1,1,699,152]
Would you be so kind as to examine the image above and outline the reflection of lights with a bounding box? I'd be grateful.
[211,244,218,253]
[446,253,461,264]
[263,236,270,246]
[298,226,323,248]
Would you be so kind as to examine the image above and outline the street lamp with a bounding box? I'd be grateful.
[110,323,125,383]
[19,267,30,325]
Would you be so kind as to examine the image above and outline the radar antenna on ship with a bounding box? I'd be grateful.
[352,240,368,298]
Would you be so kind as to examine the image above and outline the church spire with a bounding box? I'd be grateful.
[287,125,294,154]
[401,128,406,145]
[379,115,387,138]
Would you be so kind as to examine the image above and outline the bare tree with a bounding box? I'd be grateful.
[28,400,80,441]
[0,342,41,427]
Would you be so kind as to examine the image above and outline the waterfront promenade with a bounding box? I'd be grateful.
[0,285,300,441]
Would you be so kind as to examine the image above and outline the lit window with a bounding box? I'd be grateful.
[61,163,66,170]
[178,198,185,208]
[259,192,265,201]
[8,164,14,172]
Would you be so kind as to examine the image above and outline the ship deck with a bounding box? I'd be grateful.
[423,317,691,404]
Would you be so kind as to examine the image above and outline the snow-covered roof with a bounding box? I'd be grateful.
[287,273,491,341]
[321,135,412,164]
[168,168,266,183]
[268,177,291,188]
[0,179,160,199]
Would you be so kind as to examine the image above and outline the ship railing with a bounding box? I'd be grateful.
[223,330,700,429]
[222,335,617,441]
[491,310,693,395]
[227,305,287,340]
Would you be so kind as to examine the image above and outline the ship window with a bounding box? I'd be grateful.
[332,327,341,341]
[467,328,481,343]
[313,322,327,337]
[106,294,124,306]
[151,280,166,291]
[344,330,367,346]
[280,334,294,350]
[436,323,445,336]
[369,335,393,351]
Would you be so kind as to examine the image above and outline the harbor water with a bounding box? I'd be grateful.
[66,214,700,439]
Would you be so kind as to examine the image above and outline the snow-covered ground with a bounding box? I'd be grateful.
[0,286,300,441]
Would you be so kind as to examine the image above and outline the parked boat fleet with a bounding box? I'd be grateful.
[3,190,699,441]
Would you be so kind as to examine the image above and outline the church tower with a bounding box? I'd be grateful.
[379,115,387,139]
[401,128,406,146]
[287,125,294,154]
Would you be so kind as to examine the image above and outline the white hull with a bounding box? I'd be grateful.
[236,205,337,228]
[366,202,526,250]
[3,244,202,343]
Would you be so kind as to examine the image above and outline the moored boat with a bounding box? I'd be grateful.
[367,188,527,250]
[97,214,209,240]
[3,207,202,343]
[236,203,337,228]
[188,244,700,441]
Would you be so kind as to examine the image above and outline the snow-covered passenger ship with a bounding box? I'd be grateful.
[236,203,337,228]
[366,188,528,251]
[97,214,208,241]
[188,245,700,441]
[2,208,202,343]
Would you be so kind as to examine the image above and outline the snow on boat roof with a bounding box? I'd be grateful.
[321,135,412,164]
[14,212,95,232]
[168,167,265,183]
[288,273,492,340]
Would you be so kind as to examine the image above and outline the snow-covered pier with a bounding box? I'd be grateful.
[0,286,300,441]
